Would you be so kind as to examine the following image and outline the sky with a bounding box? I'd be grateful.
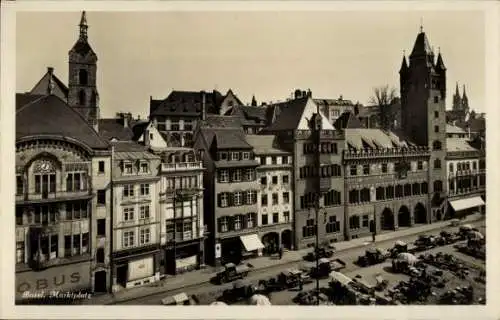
[16,10,485,118]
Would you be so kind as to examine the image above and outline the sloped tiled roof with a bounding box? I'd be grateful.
[245,134,289,155]
[334,111,364,130]
[99,119,135,141]
[16,94,109,150]
[30,69,69,101]
[228,105,269,126]
[345,128,407,150]
[70,39,96,58]
[263,97,334,132]
[410,31,433,57]
[150,90,224,116]
[111,141,160,160]
[16,94,45,111]
[446,123,466,134]
[213,129,252,149]
[200,115,242,129]
[446,138,478,152]
[313,97,355,107]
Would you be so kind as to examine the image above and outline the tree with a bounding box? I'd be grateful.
[369,85,397,130]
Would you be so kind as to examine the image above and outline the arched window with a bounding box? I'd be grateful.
[404,184,412,197]
[421,182,428,194]
[79,69,88,85]
[412,182,421,195]
[78,90,86,105]
[349,190,359,204]
[432,140,442,150]
[376,187,385,201]
[385,186,394,199]
[433,180,443,193]
[434,158,441,169]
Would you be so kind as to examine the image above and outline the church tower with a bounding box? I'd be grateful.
[461,85,469,114]
[400,26,447,222]
[68,11,100,131]
[452,83,462,111]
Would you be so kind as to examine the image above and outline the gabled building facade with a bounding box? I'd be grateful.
[193,116,262,265]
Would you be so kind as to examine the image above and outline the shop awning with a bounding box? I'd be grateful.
[240,234,265,252]
[449,197,485,212]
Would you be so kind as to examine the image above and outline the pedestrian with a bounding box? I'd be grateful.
[279,245,283,260]
[299,278,303,291]
[372,233,376,243]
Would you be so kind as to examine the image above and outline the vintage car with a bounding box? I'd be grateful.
[215,263,250,284]
[356,248,388,267]
[161,292,194,306]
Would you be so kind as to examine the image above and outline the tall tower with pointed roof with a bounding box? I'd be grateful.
[452,82,462,111]
[462,84,469,113]
[400,27,447,222]
[68,11,100,131]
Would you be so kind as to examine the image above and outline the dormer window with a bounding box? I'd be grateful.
[123,161,133,175]
[219,152,228,161]
[140,161,149,174]
[231,152,239,161]
[186,153,195,163]
[242,152,250,160]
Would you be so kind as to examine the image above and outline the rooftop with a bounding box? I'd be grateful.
[244,134,290,155]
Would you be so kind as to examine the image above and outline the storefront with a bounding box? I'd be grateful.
[448,196,485,219]
[219,234,264,265]
[112,245,161,291]
[16,260,91,301]
[163,240,201,275]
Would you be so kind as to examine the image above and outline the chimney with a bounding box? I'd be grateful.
[47,67,55,95]
[201,91,207,121]
[47,67,54,74]
[294,89,302,99]
[339,94,343,100]
[307,89,312,97]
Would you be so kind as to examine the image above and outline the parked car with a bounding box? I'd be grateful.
[356,248,388,267]
[215,263,250,284]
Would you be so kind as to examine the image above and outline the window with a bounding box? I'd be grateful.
[140,162,149,173]
[272,176,278,184]
[219,152,228,161]
[16,242,25,264]
[261,156,267,165]
[140,183,150,196]
[434,111,439,118]
[363,164,370,175]
[124,162,133,174]
[123,207,135,221]
[231,152,239,161]
[349,215,360,229]
[282,175,289,184]
[404,184,412,196]
[242,152,250,160]
[140,205,150,219]
[97,190,106,205]
[66,172,83,191]
[261,214,268,225]
[98,161,105,174]
[247,190,257,204]
[326,215,340,233]
[261,194,268,206]
[272,213,279,224]
[219,217,228,232]
[245,169,254,181]
[123,184,134,198]
[123,231,135,248]
[302,219,316,238]
[184,120,193,131]
[232,169,242,182]
[78,90,86,105]
[97,219,106,236]
[283,211,290,223]
[282,156,289,164]
[434,180,443,193]
[283,192,290,204]
[350,165,357,176]
[261,176,267,185]
[219,193,229,207]
[362,215,369,228]
[381,163,387,173]
[432,140,442,150]
[233,191,243,206]
[271,156,277,165]
[434,96,439,103]
[170,121,180,131]
[234,216,242,230]
[473,162,477,170]
[96,248,105,263]
[434,125,439,133]
[79,69,88,85]
[376,187,385,201]
[272,193,279,205]
[417,161,423,170]
[219,169,229,182]
[421,182,428,194]
[140,228,151,245]
[434,158,442,169]
[324,190,341,206]
[246,213,255,228]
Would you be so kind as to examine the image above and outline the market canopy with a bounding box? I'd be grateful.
[240,234,265,252]
[329,271,353,286]
[449,197,484,212]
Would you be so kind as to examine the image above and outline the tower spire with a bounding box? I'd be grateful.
[79,11,88,41]
[420,17,423,33]
[462,84,467,98]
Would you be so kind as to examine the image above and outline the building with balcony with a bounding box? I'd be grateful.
[194,115,262,266]
[109,141,161,291]
[149,89,245,147]
[15,93,112,299]
[15,11,113,299]
[445,138,485,219]
[337,112,432,239]
[245,135,294,253]
[261,96,346,249]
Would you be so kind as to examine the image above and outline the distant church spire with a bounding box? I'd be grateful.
[79,11,88,41]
